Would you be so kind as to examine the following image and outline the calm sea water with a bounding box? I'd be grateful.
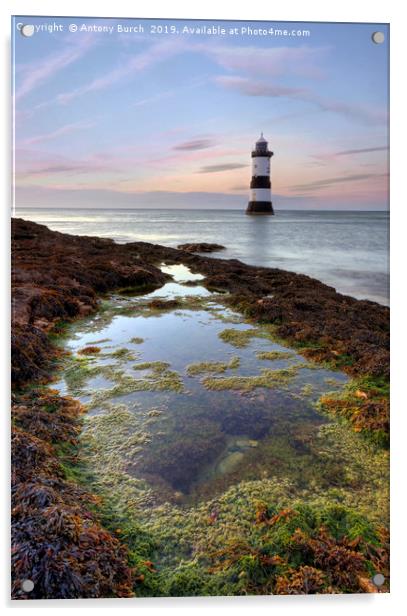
[15,208,389,305]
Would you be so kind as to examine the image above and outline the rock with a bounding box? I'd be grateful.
[11,218,167,387]
[177,243,225,253]
[217,451,244,475]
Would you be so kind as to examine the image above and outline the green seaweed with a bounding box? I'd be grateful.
[218,328,264,348]
[202,366,299,392]
[187,356,240,376]
[256,350,294,361]
[318,375,389,448]
[63,356,119,394]
[300,384,314,397]
[84,362,185,405]
[109,348,138,361]
[133,361,170,372]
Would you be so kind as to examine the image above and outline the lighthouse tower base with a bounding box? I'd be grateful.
[246,201,274,215]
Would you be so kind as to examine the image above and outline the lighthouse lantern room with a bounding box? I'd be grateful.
[246,133,274,215]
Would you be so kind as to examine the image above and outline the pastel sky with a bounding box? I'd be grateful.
[13,17,389,210]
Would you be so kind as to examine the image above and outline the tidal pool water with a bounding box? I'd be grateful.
[54,264,347,499]
[51,264,389,574]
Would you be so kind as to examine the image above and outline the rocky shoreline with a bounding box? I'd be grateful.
[11,218,389,598]
[12,218,389,387]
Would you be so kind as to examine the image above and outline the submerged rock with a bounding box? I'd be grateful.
[216,451,245,475]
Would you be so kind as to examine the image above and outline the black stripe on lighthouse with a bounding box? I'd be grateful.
[250,176,271,189]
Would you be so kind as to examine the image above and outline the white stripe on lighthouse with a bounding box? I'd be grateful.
[250,188,272,202]
[252,157,270,176]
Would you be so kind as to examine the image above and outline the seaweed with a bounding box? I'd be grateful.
[203,501,388,595]
[108,347,139,361]
[78,346,101,355]
[218,327,263,348]
[318,375,389,448]
[256,350,294,361]
[11,392,135,599]
[202,366,299,392]
[186,356,240,376]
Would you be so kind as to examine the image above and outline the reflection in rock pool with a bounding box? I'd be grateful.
[52,264,389,579]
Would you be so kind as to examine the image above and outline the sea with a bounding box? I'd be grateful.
[14,208,389,306]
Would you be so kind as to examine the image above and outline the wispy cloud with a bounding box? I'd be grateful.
[198,163,248,173]
[335,146,389,156]
[133,90,174,107]
[202,44,328,79]
[19,120,95,146]
[309,145,389,164]
[174,138,216,151]
[133,76,209,109]
[216,76,304,98]
[291,172,389,192]
[215,76,387,125]
[20,161,119,177]
[53,39,185,105]
[15,37,94,103]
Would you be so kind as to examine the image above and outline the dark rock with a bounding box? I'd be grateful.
[177,242,225,253]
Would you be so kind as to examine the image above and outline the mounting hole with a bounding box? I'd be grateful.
[372,31,385,44]
[21,25,35,37]
[372,573,385,587]
[21,579,34,592]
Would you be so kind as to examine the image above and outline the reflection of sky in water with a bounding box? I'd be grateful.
[53,270,348,499]
[145,264,208,296]
[160,263,204,282]
[18,209,389,304]
[146,283,211,298]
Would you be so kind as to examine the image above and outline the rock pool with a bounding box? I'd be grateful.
[51,264,389,587]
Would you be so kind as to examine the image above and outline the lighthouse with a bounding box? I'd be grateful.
[246,133,274,215]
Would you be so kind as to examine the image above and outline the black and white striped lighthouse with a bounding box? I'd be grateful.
[246,133,274,215]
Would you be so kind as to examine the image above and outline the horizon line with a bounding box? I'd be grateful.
[13,206,389,213]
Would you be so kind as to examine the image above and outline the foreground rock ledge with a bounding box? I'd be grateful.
[11,217,390,598]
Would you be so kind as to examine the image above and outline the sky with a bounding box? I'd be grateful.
[12,17,389,210]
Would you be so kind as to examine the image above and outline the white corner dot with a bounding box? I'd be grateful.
[372,573,385,586]
[372,31,385,44]
[21,25,35,37]
[21,579,34,592]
